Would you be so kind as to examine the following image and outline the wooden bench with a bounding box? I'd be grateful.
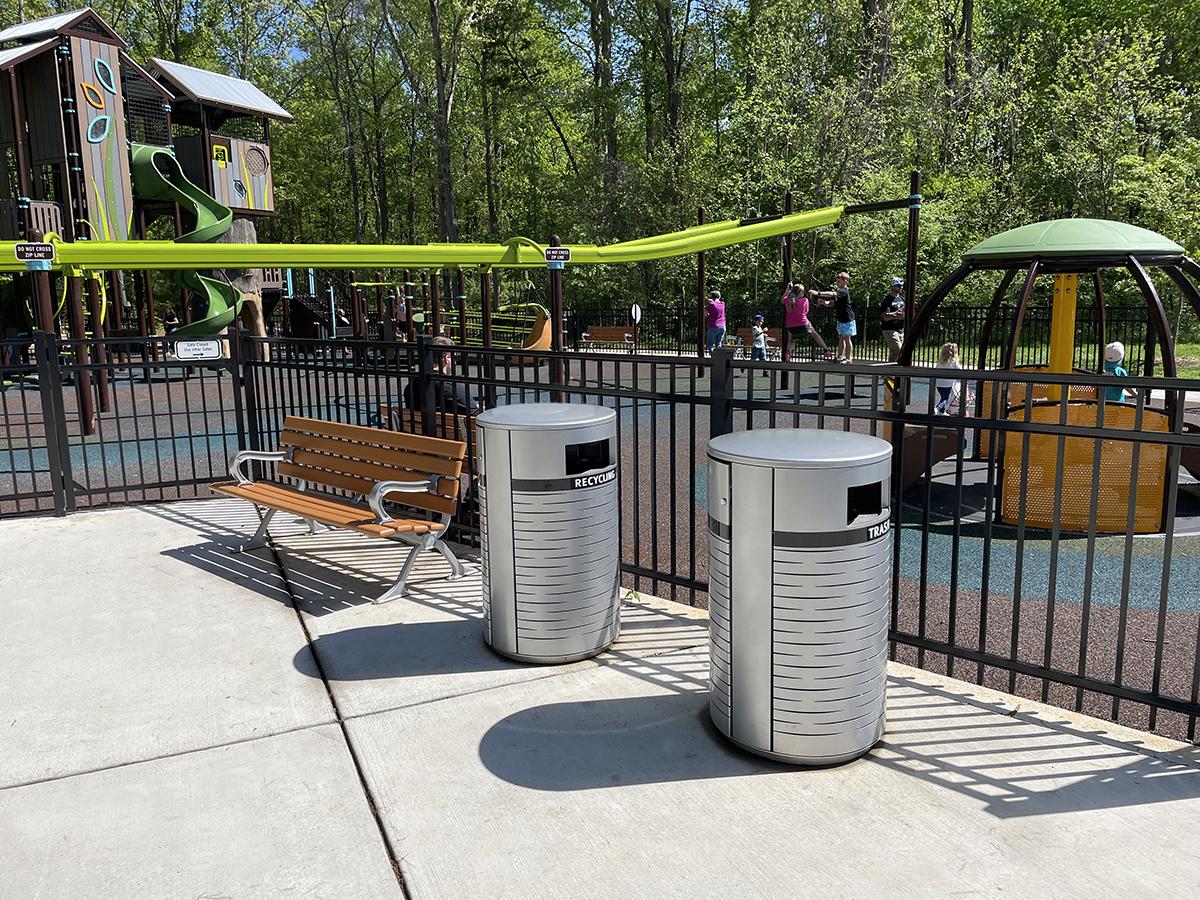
[732,327,781,359]
[210,415,469,603]
[580,325,638,351]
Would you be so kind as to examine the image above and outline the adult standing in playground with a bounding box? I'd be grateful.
[781,282,832,359]
[811,272,855,364]
[880,277,905,362]
[705,290,726,356]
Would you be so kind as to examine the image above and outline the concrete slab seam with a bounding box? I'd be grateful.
[262,525,412,898]
[0,719,339,793]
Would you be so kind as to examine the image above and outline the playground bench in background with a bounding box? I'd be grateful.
[580,325,639,351]
[210,415,469,603]
[732,327,781,359]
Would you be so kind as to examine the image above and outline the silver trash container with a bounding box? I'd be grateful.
[477,403,620,663]
[707,429,892,764]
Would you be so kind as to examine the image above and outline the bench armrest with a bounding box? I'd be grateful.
[368,476,441,524]
[230,449,292,485]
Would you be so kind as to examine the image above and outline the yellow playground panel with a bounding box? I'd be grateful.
[1000,402,1168,533]
[976,367,1098,458]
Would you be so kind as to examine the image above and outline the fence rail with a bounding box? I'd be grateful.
[3,329,1199,744]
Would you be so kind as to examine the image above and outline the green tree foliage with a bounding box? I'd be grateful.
[3,0,1198,314]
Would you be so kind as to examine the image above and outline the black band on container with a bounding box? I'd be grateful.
[511,466,616,493]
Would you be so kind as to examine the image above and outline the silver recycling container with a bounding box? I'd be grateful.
[707,429,892,765]
[477,403,620,663]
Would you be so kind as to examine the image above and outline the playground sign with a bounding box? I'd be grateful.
[545,247,571,269]
[15,243,55,262]
[173,338,223,361]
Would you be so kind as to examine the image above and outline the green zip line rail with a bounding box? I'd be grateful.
[0,206,844,273]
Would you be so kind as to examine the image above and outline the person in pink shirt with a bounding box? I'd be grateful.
[705,290,727,355]
[781,282,832,359]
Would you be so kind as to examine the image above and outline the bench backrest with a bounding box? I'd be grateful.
[734,327,779,344]
[583,325,637,342]
[277,415,465,517]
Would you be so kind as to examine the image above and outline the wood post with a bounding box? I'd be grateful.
[66,274,96,434]
[87,276,110,412]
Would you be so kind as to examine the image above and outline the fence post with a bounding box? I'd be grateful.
[227,322,248,458]
[34,330,71,515]
[710,346,734,438]
[417,333,438,437]
[239,324,262,451]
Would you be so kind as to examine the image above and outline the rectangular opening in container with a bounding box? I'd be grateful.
[847,481,882,524]
[565,439,610,475]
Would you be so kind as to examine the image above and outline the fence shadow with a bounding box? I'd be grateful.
[479,666,1200,818]
[294,595,709,682]
[159,541,294,606]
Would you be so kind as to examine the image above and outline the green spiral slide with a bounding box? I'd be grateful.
[129,143,242,335]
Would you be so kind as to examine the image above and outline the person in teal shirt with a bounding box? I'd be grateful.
[1104,341,1134,403]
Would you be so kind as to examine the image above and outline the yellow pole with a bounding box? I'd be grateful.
[1048,273,1078,402]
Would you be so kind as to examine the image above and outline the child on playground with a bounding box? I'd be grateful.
[705,290,726,355]
[809,272,855,363]
[935,342,961,414]
[751,314,768,361]
[1104,342,1135,403]
[781,282,832,359]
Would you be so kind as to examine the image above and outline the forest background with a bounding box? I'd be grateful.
[5,0,1200,334]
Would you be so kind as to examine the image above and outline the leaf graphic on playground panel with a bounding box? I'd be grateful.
[87,115,111,143]
[81,82,105,110]
[94,58,116,94]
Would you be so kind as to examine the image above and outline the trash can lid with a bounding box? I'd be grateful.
[477,402,616,430]
[708,428,891,469]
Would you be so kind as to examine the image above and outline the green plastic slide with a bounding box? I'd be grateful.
[129,143,242,335]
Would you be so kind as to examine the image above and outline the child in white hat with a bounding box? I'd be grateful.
[751,314,768,361]
[1103,342,1134,403]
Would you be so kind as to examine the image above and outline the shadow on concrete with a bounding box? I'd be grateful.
[478,689,797,791]
[273,534,480,617]
[294,619,519,681]
[160,541,294,606]
[480,671,1200,816]
[295,602,708,683]
[874,677,1200,818]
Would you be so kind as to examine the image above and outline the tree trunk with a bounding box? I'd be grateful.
[481,53,498,234]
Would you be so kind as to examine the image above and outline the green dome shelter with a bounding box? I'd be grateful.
[896,219,1200,534]
[899,218,1198,379]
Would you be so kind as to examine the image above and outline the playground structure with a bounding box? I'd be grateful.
[0,9,296,344]
[8,10,1199,540]
[898,219,1200,534]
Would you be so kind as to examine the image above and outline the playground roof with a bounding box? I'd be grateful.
[963,218,1184,262]
[149,58,293,122]
[0,8,124,48]
[0,38,55,70]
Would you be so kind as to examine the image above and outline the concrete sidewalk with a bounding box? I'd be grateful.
[3,499,1200,899]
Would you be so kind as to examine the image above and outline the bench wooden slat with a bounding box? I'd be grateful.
[276,460,460,518]
[282,430,465,479]
[211,482,443,536]
[287,447,459,498]
[282,415,466,461]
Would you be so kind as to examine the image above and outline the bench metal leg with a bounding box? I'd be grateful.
[236,508,277,552]
[373,543,423,604]
[304,518,330,534]
[436,540,468,579]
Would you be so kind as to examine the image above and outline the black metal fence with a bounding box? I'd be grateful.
[4,329,1200,745]
[561,302,1154,368]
